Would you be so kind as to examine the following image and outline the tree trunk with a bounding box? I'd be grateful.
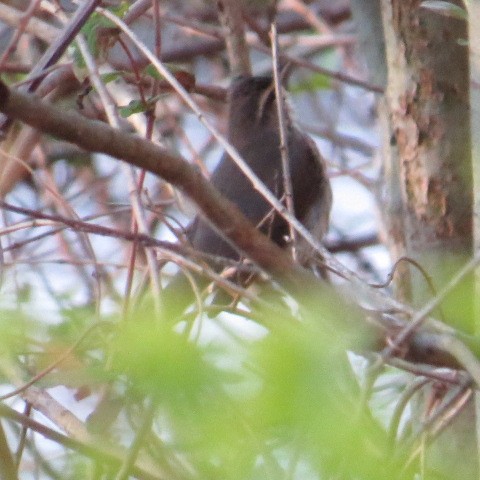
[381,0,472,325]
[465,0,480,469]
[376,0,476,477]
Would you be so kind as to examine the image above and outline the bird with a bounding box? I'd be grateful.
[161,74,332,319]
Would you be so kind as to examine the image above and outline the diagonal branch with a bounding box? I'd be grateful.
[0,81,297,281]
[3,80,480,376]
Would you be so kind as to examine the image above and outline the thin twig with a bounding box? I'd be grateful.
[270,23,297,260]
[14,402,32,469]
[76,33,162,311]
[97,8,334,273]
[388,377,430,447]
[400,381,473,474]
[115,399,157,480]
[0,322,106,401]
[0,419,18,480]
[0,404,165,480]
[300,122,376,156]
[429,386,473,438]
[158,248,259,304]
[23,0,101,93]
[0,0,100,130]
[96,10,390,322]
[435,335,480,387]
[253,41,384,93]
[386,358,465,385]
[0,200,178,251]
[0,3,57,43]
[283,0,332,34]
[382,250,480,360]
[0,79,469,359]
[0,0,42,70]
[217,0,251,76]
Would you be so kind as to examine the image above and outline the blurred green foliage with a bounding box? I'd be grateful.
[0,295,397,479]
[106,298,392,479]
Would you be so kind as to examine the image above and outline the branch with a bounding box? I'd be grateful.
[0,404,164,480]
[0,420,18,480]
[2,81,480,374]
[0,81,297,280]
[217,0,251,76]
[0,3,57,43]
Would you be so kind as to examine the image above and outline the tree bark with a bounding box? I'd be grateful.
[379,0,476,477]
[381,0,472,328]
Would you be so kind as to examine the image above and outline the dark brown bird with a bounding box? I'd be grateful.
[163,74,332,317]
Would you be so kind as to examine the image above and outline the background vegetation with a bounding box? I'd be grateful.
[0,0,478,478]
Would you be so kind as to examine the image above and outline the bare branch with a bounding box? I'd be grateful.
[0,81,297,279]
[217,0,251,76]
[0,420,18,480]
[0,404,165,480]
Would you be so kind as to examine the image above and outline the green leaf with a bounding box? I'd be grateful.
[74,2,129,67]
[144,64,163,80]
[119,95,163,117]
[118,99,150,117]
[100,71,123,84]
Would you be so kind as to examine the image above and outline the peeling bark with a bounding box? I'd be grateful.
[380,1,476,477]
[382,0,472,331]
